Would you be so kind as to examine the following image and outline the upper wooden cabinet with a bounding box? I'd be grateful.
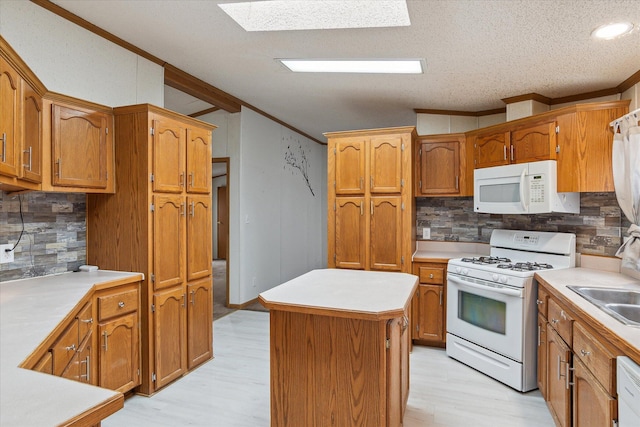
[468,100,629,192]
[46,96,113,191]
[326,126,416,274]
[0,36,46,192]
[414,133,472,197]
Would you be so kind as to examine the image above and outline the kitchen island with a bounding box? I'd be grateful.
[259,269,418,427]
[0,270,143,427]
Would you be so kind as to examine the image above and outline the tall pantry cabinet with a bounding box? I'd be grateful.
[326,127,416,273]
[87,104,215,395]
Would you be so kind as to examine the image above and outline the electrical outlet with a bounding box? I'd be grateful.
[0,244,14,264]
[422,228,431,240]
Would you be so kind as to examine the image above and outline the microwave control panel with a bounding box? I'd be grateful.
[530,175,545,203]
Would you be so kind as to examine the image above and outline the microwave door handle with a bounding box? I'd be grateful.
[447,275,522,297]
[519,168,528,212]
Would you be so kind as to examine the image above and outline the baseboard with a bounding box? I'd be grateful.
[228,297,259,309]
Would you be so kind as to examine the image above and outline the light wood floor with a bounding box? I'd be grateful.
[103,310,554,426]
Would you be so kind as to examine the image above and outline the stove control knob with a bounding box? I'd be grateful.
[455,266,461,274]
[500,275,508,283]
[462,268,469,276]
[492,274,499,282]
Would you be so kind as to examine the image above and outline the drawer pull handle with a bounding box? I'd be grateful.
[551,318,559,324]
[65,344,76,351]
[80,317,93,324]
[429,273,434,279]
[80,356,90,382]
[580,349,591,356]
[536,299,544,305]
[118,301,125,308]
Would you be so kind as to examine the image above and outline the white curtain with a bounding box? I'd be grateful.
[612,109,640,271]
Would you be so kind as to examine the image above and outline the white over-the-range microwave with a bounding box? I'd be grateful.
[474,160,580,214]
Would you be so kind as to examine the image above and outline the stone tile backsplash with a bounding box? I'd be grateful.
[1,192,87,281]
[416,192,631,257]
[0,191,629,281]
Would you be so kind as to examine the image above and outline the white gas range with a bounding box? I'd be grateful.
[446,229,576,392]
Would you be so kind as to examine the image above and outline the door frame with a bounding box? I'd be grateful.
[212,157,230,306]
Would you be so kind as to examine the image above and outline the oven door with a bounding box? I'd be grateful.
[446,273,524,361]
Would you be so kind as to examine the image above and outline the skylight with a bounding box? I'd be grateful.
[218,0,410,32]
[279,59,424,74]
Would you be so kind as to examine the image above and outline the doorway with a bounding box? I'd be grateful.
[212,157,232,320]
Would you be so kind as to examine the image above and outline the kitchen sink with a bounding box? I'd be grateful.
[567,286,640,327]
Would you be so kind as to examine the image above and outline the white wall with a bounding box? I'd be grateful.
[0,1,163,107]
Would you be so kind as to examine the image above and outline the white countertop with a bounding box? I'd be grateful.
[0,270,143,427]
[259,269,418,320]
[413,241,489,262]
[535,268,640,362]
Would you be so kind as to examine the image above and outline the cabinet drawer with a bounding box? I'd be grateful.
[418,267,444,284]
[76,302,93,343]
[51,319,79,376]
[537,286,549,318]
[573,322,618,394]
[98,288,138,321]
[547,298,573,345]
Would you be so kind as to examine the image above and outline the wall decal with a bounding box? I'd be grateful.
[284,136,315,197]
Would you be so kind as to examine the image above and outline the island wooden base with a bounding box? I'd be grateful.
[269,310,409,427]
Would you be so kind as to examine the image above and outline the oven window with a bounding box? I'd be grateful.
[479,183,520,203]
[459,291,506,334]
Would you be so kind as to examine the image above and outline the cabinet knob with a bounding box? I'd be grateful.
[118,301,125,308]
[536,299,544,305]
[65,344,76,351]
[551,318,559,324]
[429,274,434,279]
[580,349,591,357]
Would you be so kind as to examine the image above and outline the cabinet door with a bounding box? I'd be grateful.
[186,126,211,194]
[334,139,366,195]
[153,287,187,390]
[187,195,212,281]
[546,325,571,427]
[99,313,139,392]
[415,284,444,342]
[334,196,366,269]
[370,136,402,194]
[475,131,509,168]
[418,141,460,195]
[187,278,213,369]
[510,121,556,163]
[370,196,402,271]
[572,358,616,427]
[152,117,186,193]
[51,104,109,188]
[0,56,20,177]
[153,195,185,291]
[537,313,547,399]
[21,80,42,183]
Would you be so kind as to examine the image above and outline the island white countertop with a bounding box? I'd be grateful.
[534,267,640,363]
[0,270,143,427]
[259,269,418,320]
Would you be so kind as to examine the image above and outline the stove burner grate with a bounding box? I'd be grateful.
[460,256,511,265]
[496,262,554,271]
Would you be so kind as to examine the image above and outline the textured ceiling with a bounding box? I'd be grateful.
[52,0,640,142]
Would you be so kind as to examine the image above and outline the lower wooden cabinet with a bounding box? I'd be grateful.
[411,262,447,346]
[537,281,623,427]
[187,278,213,369]
[153,286,187,389]
[26,279,141,394]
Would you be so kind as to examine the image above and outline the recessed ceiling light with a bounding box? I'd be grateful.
[279,59,424,74]
[219,1,410,32]
[591,22,634,40]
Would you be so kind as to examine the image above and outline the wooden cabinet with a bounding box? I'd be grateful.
[414,133,472,196]
[538,281,624,427]
[46,97,113,191]
[187,278,213,369]
[25,279,141,395]
[0,36,46,192]
[87,104,215,395]
[473,120,557,168]
[468,100,629,192]
[96,285,140,393]
[327,127,415,274]
[411,262,446,346]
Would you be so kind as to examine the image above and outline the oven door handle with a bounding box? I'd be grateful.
[448,275,522,297]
